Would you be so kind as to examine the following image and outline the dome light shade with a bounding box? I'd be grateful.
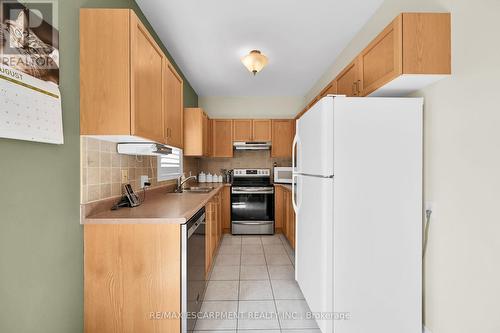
[241,50,268,75]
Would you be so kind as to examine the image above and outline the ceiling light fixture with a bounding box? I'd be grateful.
[241,50,268,75]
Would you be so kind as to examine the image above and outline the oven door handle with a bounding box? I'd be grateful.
[232,189,274,194]
[232,187,274,194]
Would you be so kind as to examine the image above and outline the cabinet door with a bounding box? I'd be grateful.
[336,57,361,97]
[233,120,253,141]
[359,15,402,96]
[164,61,184,148]
[183,108,204,156]
[319,80,338,98]
[221,186,231,232]
[253,120,272,142]
[202,112,209,156]
[80,9,131,135]
[271,120,295,158]
[210,201,217,257]
[205,203,213,275]
[274,186,284,230]
[213,120,233,157]
[207,119,213,157]
[130,12,164,142]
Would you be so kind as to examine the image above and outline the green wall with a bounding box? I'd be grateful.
[0,1,197,332]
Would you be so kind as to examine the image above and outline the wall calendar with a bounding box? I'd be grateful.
[0,1,63,144]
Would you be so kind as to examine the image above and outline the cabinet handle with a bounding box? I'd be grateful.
[352,82,357,96]
[356,80,361,96]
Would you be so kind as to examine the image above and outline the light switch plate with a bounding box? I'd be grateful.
[121,169,128,183]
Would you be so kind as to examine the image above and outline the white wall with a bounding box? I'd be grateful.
[199,96,304,119]
[306,1,500,332]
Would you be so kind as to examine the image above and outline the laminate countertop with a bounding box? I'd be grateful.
[82,183,229,225]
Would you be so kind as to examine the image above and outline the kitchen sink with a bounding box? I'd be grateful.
[182,186,215,193]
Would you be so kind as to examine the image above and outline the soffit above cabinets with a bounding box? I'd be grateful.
[135,0,384,96]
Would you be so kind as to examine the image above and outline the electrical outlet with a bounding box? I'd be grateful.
[121,169,129,183]
[140,175,149,189]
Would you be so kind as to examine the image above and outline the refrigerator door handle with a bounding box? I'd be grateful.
[292,134,298,173]
[292,174,299,213]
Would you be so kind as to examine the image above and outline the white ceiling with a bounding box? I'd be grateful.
[136,0,384,97]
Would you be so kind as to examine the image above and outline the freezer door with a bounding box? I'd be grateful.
[295,97,334,176]
[295,174,333,333]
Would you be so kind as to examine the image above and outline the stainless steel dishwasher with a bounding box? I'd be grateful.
[181,207,206,332]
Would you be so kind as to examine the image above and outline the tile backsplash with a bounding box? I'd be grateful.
[80,137,199,203]
[199,150,291,178]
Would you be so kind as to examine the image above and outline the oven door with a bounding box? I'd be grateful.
[231,187,275,235]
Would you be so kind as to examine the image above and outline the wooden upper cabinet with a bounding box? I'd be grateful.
[81,9,187,145]
[80,9,131,135]
[163,61,183,148]
[207,119,213,157]
[271,120,295,158]
[130,12,164,143]
[319,80,338,98]
[298,12,450,118]
[202,112,209,156]
[336,57,362,97]
[402,13,451,74]
[184,108,209,156]
[252,120,272,142]
[359,15,403,96]
[212,120,233,157]
[360,13,451,96]
[233,120,253,142]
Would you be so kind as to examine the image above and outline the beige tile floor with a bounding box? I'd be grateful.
[192,234,320,333]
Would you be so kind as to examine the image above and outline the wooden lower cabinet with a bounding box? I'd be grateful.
[205,192,223,276]
[221,186,231,233]
[84,224,181,333]
[275,186,295,249]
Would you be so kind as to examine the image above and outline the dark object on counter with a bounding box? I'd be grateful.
[221,169,233,183]
[111,183,145,210]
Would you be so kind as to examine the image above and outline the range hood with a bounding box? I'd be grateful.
[117,142,173,156]
[233,141,271,150]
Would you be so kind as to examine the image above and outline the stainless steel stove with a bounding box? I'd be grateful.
[231,168,275,235]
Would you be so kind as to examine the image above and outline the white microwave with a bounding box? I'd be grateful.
[274,167,293,184]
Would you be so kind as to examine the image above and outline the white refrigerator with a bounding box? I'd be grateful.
[293,96,422,333]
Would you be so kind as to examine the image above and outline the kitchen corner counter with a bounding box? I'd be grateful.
[82,183,230,225]
[274,183,292,192]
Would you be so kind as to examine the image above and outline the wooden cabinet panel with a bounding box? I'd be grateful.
[233,120,253,142]
[130,13,164,142]
[253,120,272,142]
[80,9,131,135]
[221,186,231,232]
[163,61,183,148]
[202,112,209,156]
[207,119,213,157]
[271,120,295,158]
[84,224,180,333]
[319,80,338,98]
[205,201,214,275]
[274,186,284,230]
[336,57,361,97]
[184,108,205,156]
[213,120,233,157]
[283,190,295,249]
[359,15,402,96]
[402,13,451,74]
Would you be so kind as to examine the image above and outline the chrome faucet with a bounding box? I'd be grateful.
[175,175,197,193]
